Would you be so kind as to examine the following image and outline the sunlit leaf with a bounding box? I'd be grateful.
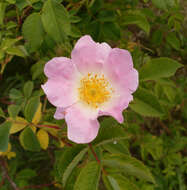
[10,117,28,134]
[36,129,49,150]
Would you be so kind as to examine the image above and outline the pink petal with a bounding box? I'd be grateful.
[100,92,133,123]
[41,78,78,108]
[104,48,138,94]
[65,103,100,144]
[44,57,75,80]
[73,35,95,49]
[71,35,111,74]
[54,107,65,120]
[121,68,139,93]
[104,48,133,80]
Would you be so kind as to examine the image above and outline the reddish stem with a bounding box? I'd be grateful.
[0,158,20,190]
[88,143,100,164]
[38,124,61,130]
[61,138,73,147]
[88,143,107,175]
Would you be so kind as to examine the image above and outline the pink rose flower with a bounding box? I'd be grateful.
[42,35,138,144]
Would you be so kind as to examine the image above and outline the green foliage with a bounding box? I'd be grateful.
[103,154,155,183]
[74,161,101,190]
[0,0,186,189]
[22,13,45,52]
[0,122,11,152]
[24,96,40,122]
[130,87,164,117]
[139,58,182,81]
[19,127,41,151]
[41,0,71,43]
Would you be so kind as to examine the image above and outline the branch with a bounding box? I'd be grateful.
[159,120,171,135]
[88,143,107,175]
[0,158,20,190]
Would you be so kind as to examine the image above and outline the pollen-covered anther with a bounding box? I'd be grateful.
[78,73,113,108]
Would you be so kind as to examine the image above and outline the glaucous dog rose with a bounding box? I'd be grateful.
[42,35,138,144]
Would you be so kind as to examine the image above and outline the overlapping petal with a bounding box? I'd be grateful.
[71,35,111,74]
[54,107,65,120]
[65,103,99,143]
[104,48,138,94]
[44,57,75,80]
[100,91,133,123]
[41,77,78,108]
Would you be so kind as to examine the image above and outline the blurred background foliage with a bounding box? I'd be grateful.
[0,0,186,189]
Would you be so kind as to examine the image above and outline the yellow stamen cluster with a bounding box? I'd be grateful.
[78,73,113,108]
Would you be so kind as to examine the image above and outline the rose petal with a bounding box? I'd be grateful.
[104,48,133,80]
[54,107,65,120]
[41,78,78,107]
[100,91,133,123]
[65,103,100,143]
[44,57,75,80]
[71,35,111,74]
[73,35,95,49]
[121,68,139,93]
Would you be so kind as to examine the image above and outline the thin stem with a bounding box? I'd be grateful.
[88,143,100,164]
[6,118,61,130]
[42,96,47,113]
[0,158,20,190]
[38,124,61,130]
[159,120,171,135]
[88,143,107,175]
[61,138,73,147]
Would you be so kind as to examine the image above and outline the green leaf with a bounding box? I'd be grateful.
[24,96,40,122]
[166,33,180,50]
[8,105,20,119]
[22,13,45,52]
[110,174,140,190]
[31,60,45,80]
[93,117,130,146]
[62,147,88,187]
[0,107,5,118]
[107,176,121,190]
[9,89,23,100]
[23,81,34,98]
[41,0,71,43]
[74,161,101,190]
[0,3,7,25]
[64,168,80,190]
[151,0,167,10]
[102,174,116,190]
[151,29,163,46]
[0,122,12,152]
[101,22,121,41]
[103,174,140,190]
[98,10,116,22]
[103,154,155,183]
[102,141,130,155]
[16,168,37,180]
[57,145,86,179]
[19,127,41,151]
[6,46,26,57]
[139,57,183,81]
[123,11,150,35]
[130,87,164,117]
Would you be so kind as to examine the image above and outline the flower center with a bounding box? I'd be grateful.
[78,73,113,108]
